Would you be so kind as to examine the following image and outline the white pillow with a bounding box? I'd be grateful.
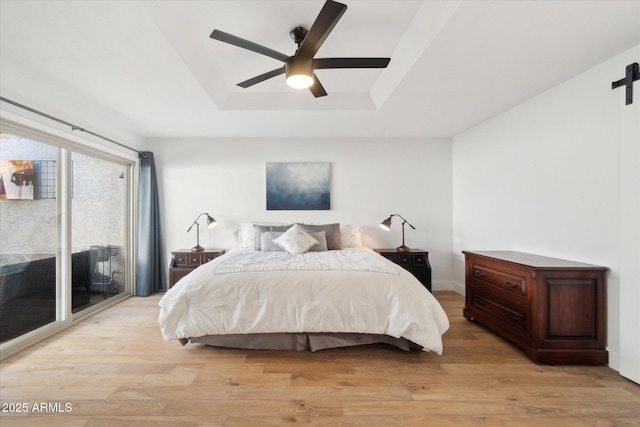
[273,224,319,254]
[340,224,364,248]
[307,231,328,251]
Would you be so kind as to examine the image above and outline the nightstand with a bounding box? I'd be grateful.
[168,249,225,288]
[375,248,432,292]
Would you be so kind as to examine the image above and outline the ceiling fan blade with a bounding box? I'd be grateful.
[309,74,328,98]
[313,57,391,69]
[296,0,347,60]
[237,67,286,88]
[211,30,289,62]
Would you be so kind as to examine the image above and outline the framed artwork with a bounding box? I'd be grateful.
[266,162,331,210]
[0,160,35,200]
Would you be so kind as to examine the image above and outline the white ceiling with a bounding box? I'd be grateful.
[1,0,639,142]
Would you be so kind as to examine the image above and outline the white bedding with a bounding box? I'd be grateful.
[158,248,450,354]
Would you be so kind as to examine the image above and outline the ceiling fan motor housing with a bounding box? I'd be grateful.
[290,26,309,46]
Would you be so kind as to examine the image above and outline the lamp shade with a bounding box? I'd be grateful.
[206,214,218,229]
[379,216,392,231]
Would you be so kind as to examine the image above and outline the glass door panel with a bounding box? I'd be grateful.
[70,152,126,312]
[0,133,58,343]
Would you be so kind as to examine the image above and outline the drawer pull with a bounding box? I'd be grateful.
[474,271,486,278]
[505,312,520,323]
[505,281,519,288]
[475,299,486,307]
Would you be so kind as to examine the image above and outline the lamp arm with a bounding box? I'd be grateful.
[187,212,208,232]
[391,214,416,230]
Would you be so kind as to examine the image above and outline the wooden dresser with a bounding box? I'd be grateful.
[168,249,225,288]
[462,251,608,365]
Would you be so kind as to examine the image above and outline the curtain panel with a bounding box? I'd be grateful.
[136,152,166,296]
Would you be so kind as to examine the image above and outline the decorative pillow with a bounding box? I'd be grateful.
[236,222,286,248]
[254,224,291,250]
[340,224,364,248]
[307,231,328,251]
[273,224,319,254]
[260,231,285,252]
[298,223,342,250]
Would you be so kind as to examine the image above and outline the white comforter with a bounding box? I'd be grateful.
[158,248,449,354]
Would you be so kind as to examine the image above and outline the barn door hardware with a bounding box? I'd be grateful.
[611,62,639,105]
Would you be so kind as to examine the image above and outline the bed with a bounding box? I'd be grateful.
[158,223,450,353]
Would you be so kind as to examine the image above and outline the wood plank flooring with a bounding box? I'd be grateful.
[1,291,638,426]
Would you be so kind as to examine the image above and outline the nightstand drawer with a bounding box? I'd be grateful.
[412,253,427,266]
[188,254,203,267]
[396,253,412,266]
[173,254,188,267]
[203,252,220,263]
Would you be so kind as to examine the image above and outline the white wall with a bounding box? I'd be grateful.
[149,137,454,289]
[452,45,640,375]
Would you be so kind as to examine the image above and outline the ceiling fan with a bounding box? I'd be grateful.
[210,0,390,97]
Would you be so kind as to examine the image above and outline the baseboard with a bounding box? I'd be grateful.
[432,281,465,295]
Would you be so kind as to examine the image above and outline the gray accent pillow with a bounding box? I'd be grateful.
[260,231,285,252]
[254,224,291,250]
[307,231,328,251]
[298,223,342,250]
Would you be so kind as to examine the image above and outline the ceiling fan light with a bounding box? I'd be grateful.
[285,57,313,89]
[286,74,314,89]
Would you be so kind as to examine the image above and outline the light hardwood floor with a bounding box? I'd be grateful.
[1,291,638,426]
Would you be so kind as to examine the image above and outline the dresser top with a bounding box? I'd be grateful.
[462,251,607,270]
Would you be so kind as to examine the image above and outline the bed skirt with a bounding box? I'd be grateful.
[180,333,422,352]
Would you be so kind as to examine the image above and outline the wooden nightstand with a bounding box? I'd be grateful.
[375,248,432,292]
[168,249,225,288]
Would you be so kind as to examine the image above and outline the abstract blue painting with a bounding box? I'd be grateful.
[266,162,331,210]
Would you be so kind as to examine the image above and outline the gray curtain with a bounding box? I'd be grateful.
[136,152,166,296]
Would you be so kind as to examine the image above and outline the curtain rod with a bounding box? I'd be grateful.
[0,96,145,156]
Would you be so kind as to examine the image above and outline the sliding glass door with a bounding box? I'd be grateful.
[0,134,58,342]
[71,152,127,312]
[0,123,134,350]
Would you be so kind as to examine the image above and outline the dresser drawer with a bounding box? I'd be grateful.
[469,260,529,302]
[469,288,530,340]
